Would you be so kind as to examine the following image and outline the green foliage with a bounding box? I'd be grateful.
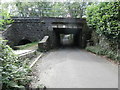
[14,42,38,50]
[0,39,31,89]
[86,46,120,61]
[1,2,88,18]
[0,7,30,89]
[86,2,119,40]
[37,84,46,89]
[14,2,53,17]
[67,2,88,18]
[0,8,13,30]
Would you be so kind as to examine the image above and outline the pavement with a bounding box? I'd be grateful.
[31,48,118,88]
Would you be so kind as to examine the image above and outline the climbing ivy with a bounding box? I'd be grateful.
[86,2,120,41]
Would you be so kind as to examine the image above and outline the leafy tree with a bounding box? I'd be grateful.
[1,1,89,18]
[0,4,12,30]
[51,2,68,17]
[14,2,53,17]
[67,2,87,18]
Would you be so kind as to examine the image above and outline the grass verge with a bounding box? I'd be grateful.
[14,42,38,50]
[86,46,120,62]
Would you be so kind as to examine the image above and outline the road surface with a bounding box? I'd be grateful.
[31,48,118,88]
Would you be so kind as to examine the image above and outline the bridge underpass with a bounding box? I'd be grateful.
[3,17,89,49]
[30,20,118,88]
[52,21,83,48]
[3,17,118,88]
[53,28,82,47]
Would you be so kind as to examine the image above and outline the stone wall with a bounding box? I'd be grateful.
[3,17,55,48]
[89,30,119,51]
[3,17,89,48]
[0,31,3,38]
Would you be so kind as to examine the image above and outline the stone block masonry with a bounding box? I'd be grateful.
[3,17,90,49]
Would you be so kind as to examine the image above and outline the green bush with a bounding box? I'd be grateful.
[86,2,119,41]
[86,46,120,61]
[86,2,119,62]
[0,10,13,31]
[0,6,31,90]
[86,46,105,55]
[106,50,120,61]
[0,39,31,90]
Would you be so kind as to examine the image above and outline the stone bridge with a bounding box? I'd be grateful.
[3,17,90,48]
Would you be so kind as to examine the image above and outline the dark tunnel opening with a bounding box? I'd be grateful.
[18,39,32,45]
[60,34,74,47]
[53,28,82,48]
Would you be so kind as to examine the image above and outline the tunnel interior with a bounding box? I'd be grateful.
[53,28,82,48]
[18,39,32,45]
[60,34,74,46]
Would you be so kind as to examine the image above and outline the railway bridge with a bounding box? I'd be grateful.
[3,17,90,48]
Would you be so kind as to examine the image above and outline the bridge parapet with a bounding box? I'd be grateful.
[11,17,86,23]
[38,36,50,52]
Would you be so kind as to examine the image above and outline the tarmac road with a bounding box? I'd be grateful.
[31,48,118,88]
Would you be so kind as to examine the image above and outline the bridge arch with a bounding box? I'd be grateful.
[18,39,32,45]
